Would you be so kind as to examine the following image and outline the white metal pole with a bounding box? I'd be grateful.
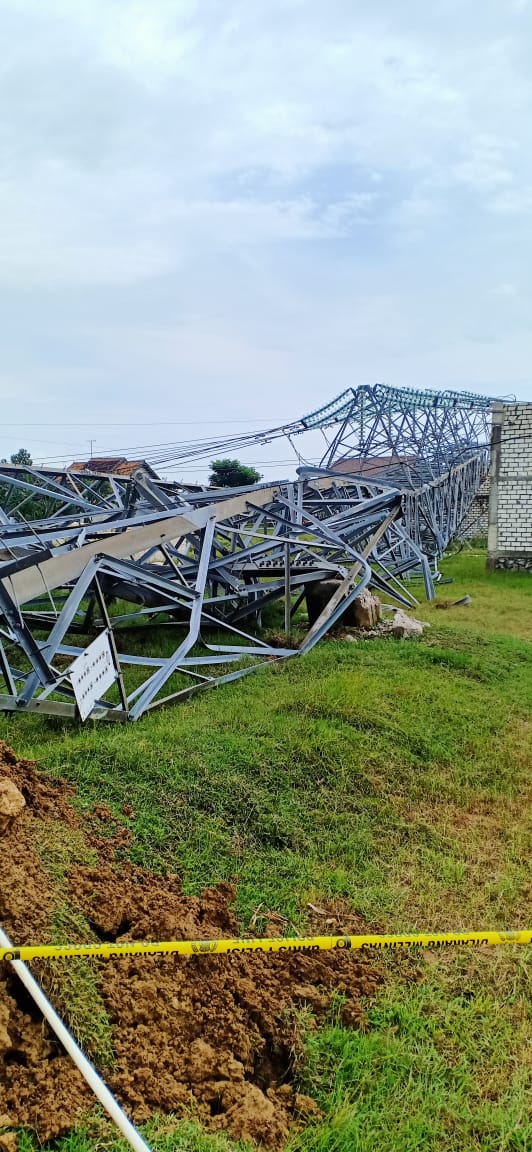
[0,924,151,1152]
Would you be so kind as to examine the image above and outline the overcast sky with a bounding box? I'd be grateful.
[1,0,531,480]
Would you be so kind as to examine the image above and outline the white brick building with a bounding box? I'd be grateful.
[487,402,532,571]
[459,474,490,540]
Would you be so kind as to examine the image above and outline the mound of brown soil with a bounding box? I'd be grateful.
[0,742,382,1148]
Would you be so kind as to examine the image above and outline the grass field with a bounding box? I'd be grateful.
[2,551,531,1152]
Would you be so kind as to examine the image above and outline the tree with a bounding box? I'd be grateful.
[10,448,33,466]
[1,448,45,520]
[209,458,262,487]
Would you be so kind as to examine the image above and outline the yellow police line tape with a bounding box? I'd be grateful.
[1,929,531,963]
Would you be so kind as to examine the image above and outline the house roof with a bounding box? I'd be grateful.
[331,456,417,478]
[68,457,159,478]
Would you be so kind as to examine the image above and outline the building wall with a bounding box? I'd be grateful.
[487,402,532,570]
[458,475,490,540]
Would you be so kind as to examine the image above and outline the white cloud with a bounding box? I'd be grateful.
[488,187,532,215]
[0,0,531,471]
[493,283,518,297]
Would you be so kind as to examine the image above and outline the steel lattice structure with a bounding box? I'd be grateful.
[302,384,493,558]
[0,384,494,721]
[100,382,493,560]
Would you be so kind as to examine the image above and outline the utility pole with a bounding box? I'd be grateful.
[89,439,94,461]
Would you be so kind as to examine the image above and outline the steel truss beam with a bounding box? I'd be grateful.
[0,472,411,720]
[0,383,495,721]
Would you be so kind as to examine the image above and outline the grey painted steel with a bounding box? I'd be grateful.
[0,384,495,721]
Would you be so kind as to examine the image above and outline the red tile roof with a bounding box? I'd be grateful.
[332,456,417,477]
[68,457,159,478]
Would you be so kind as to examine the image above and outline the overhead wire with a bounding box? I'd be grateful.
[16,392,530,476]
[27,427,531,472]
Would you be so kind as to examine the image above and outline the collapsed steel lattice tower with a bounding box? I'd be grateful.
[300,384,493,557]
[0,384,494,722]
[134,382,494,558]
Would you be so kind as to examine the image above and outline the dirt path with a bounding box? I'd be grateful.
[0,742,382,1148]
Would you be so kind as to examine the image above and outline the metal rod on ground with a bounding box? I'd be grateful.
[0,923,152,1152]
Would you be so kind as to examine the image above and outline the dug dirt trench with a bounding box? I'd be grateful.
[0,742,383,1148]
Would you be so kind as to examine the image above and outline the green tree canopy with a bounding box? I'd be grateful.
[10,448,33,466]
[1,448,46,521]
[209,458,262,487]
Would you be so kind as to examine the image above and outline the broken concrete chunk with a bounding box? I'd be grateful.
[391,610,429,638]
[351,588,381,630]
[305,579,346,626]
[0,778,25,835]
[305,580,380,631]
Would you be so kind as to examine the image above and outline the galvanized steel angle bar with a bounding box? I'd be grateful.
[128,516,217,718]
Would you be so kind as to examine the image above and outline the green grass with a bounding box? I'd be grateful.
[288,976,531,1151]
[16,1118,254,1152]
[2,552,531,1151]
[32,821,115,1066]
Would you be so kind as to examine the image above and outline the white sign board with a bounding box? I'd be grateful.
[69,631,117,721]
